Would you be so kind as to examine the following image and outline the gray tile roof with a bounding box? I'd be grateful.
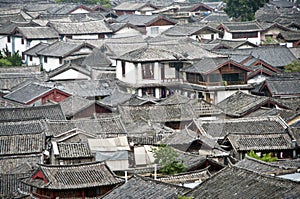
[102,175,189,199]
[220,21,262,32]
[217,91,290,117]
[99,89,132,108]
[181,57,250,74]
[46,116,126,137]
[59,96,94,118]
[0,154,41,174]
[47,62,91,80]
[201,11,229,22]
[214,46,297,68]
[3,82,53,104]
[82,48,112,69]
[119,46,184,62]
[49,20,112,35]
[23,162,124,189]
[113,2,157,11]
[23,42,49,56]
[224,132,293,151]
[116,14,175,27]
[57,79,116,98]
[57,142,93,159]
[16,26,59,39]
[256,73,300,96]
[185,166,300,199]
[163,23,219,37]
[0,133,45,156]
[0,104,65,122]
[157,168,211,185]
[37,41,95,57]
[235,156,298,175]
[0,120,45,136]
[118,103,196,123]
[194,116,289,139]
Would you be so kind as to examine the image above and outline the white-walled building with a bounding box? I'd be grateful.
[218,21,262,45]
[36,41,95,71]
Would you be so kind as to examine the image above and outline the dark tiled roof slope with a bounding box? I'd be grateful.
[0,104,65,122]
[185,166,300,198]
[101,175,189,199]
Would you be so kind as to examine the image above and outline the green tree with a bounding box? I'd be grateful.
[55,0,112,8]
[284,60,300,73]
[247,150,278,162]
[0,47,22,67]
[224,0,269,21]
[152,145,186,175]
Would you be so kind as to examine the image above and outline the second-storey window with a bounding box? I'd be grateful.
[44,56,47,63]
[142,63,154,79]
[7,36,11,43]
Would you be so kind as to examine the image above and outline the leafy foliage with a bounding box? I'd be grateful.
[284,60,300,73]
[0,46,22,67]
[152,145,186,175]
[55,0,112,8]
[178,196,193,199]
[224,0,268,21]
[247,150,278,162]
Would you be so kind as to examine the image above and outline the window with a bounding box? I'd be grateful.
[121,61,126,77]
[29,56,32,61]
[22,52,25,60]
[7,36,11,43]
[209,73,221,82]
[59,58,62,65]
[44,56,47,63]
[150,27,159,34]
[232,31,258,39]
[21,38,24,45]
[142,63,154,79]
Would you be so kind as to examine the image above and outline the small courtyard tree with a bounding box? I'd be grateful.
[152,145,186,175]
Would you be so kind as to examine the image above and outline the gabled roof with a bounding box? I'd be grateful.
[218,21,262,32]
[58,95,95,118]
[163,23,220,37]
[0,154,41,174]
[23,162,124,189]
[57,79,116,97]
[82,48,112,68]
[49,20,112,35]
[46,116,126,137]
[118,103,196,124]
[113,2,158,11]
[0,133,45,156]
[47,4,93,15]
[0,120,45,136]
[214,46,297,68]
[185,166,300,198]
[0,104,65,122]
[224,132,293,151]
[37,41,95,58]
[47,62,91,81]
[278,30,300,41]
[99,89,132,108]
[235,156,298,175]
[205,39,258,50]
[23,42,49,56]
[0,20,39,35]
[3,82,69,105]
[56,142,93,159]
[181,57,251,74]
[101,175,189,199]
[217,91,290,117]
[201,11,229,22]
[119,46,184,62]
[256,73,300,96]
[194,116,289,139]
[116,14,176,27]
[14,26,59,39]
